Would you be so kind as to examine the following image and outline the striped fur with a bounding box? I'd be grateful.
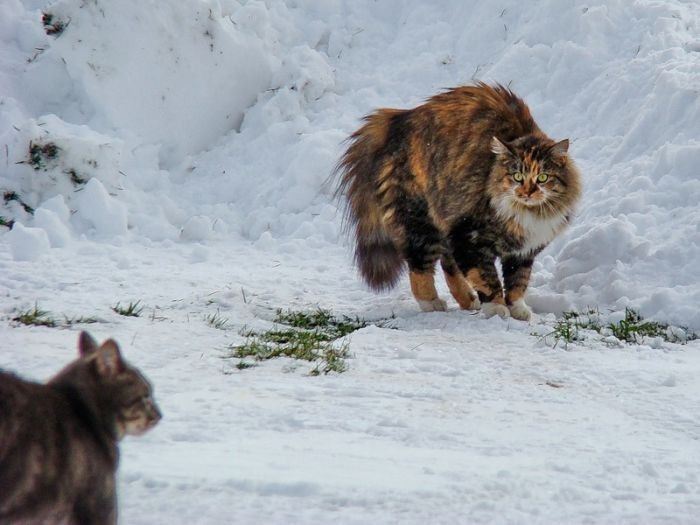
[335,83,581,317]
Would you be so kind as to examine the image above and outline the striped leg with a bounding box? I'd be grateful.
[440,255,479,310]
[395,193,446,312]
[449,218,508,318]
[502,255,534,321]
[465,264,508,318]
[409,269,446,312]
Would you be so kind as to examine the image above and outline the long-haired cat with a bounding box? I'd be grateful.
[0,332,161,525]
[336,82,581,320]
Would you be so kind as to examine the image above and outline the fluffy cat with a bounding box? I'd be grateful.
[0,332,161,525]
[336,82,581,319]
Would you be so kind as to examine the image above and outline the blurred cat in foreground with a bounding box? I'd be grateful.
[0,332,161,525]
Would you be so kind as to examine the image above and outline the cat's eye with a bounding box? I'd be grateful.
[537,173,549,183]
[512,172,525,183]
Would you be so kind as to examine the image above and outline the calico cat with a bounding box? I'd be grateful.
[0,332,161,525]
[336,82,581,320]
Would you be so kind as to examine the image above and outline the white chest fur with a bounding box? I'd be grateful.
[513,212,567,256]
[493,196,568,257]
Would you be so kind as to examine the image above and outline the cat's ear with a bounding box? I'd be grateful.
[78,331,99,357]
[491,137,515,158]
[95,339,124,377]
[550,139,569,157]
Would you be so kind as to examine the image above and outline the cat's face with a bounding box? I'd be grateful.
[111,366,161,438]
[490,135,577,216]
[79,332,162,438]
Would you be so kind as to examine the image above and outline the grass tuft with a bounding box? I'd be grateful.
[3,191,35,215]
[12,304,57,328]
[28,141,60,170]
[235,361,257,370]
[607,308,695,344]
[274,308,368,338]
[111,300,144,317]
[63,315,100,326]
[42,12,66,36]
[205,311,229,330]
[228,308,368,375]
[11,304,104,329]
[66,168,87,186]
[541,307,696,349]
[543,308,601,349]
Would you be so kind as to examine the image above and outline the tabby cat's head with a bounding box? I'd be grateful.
[489,134,581,219]
[77,332,162,439]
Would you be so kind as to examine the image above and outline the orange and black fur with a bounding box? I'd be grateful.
[336,83,581,319]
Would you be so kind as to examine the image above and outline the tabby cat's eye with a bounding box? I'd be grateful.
[513,172,524,183]
[537,173,549,183]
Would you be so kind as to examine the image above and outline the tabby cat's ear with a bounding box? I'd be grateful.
[78,331,99,357]
[491,137,514,157]
[95,339,124,377]
[550,139,569,156]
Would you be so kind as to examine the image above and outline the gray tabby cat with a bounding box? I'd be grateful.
[0,332,161,525]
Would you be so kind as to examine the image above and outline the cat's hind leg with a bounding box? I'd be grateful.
[397,195,447,312]
[409,269,446,312]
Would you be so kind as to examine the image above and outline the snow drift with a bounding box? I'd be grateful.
[2,2,700,524]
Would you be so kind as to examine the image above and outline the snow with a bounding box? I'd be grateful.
[1,0,700,523]
[6,221,50,261]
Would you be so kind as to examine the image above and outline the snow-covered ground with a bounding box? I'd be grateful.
[2,0,700,523]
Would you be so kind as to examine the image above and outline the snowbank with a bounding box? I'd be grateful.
[1,0,699,330]
[2,2,700,523]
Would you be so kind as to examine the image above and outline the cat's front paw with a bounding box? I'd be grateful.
[418,298,448,312]
[467,295,481,311]
[457,292,481,311]
[508,299,532,321]
[481,302,510,319]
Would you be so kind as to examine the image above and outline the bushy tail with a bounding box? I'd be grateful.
[334,110,405,291]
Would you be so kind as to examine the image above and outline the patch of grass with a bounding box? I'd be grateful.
[547,318,579,349]
[232,329,330,361]
[42,12,66,36]
[607,308,695,344]
[66,168,87,186]
[543,308,601,349]
[0,216,14,229]
[111,300,144,317]
[3,191,34,215]
[230,333,350,375]
[10,304,103,329]
[12,304,57,328]
[274,308,335,329]
[274,308,369,338]
[205,310,229,330]
[540,307,696,348]
[235,361,257,370]
[28,141,60,170]
[63,315,100,326]
[228,308,369,375]
[311,345,350,375]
